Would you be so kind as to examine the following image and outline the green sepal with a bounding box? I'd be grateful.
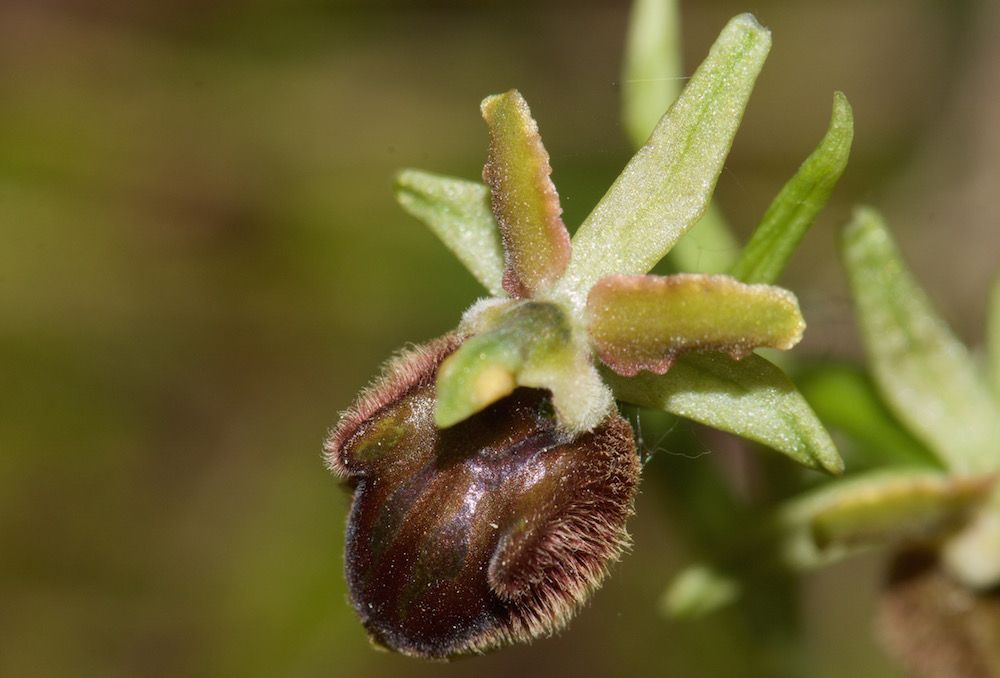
[605,351,843,474]
[395,169,504,295]
[556,14,771,311]
[622,0,682,150]
[730,92,854,285]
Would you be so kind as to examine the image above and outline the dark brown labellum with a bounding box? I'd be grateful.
[326,334,639,659]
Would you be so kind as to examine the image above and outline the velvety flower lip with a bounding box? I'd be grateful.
[327,337,639,659]
[325,332,464,479]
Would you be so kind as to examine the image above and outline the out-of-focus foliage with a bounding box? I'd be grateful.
[842,209,1000,476]
[796,363,937,470]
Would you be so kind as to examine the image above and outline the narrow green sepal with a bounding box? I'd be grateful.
[730,92,854,285]
[556,14,771,311]
[605,352,843,474]
[395,169,504,295]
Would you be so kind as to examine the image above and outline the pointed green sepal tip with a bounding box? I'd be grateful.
[556,12,771,310]
[730,91,854,285]
[395,168,505,295]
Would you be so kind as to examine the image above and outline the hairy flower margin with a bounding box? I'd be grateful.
[326,11,854,660]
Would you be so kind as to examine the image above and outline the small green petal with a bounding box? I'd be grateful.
[587,273,805,376]
[606,351,843,474]
[395,169,504,295]
[730,92,854,285]
[622,0,682,150]
[777,470,995,569]
[621,0,741,275]
[481,90,571,298]
[435,302,611,433]
[841,207,1000,474]
[556,14,771,311]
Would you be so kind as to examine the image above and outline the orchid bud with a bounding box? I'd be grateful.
[326,334,640,659]
[878,550,1000,678]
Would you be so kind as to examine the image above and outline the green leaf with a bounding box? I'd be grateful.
[481,90,571,298]
[622,0,682,149]
[841,208,1000,474]
[795,363,938,469]
[776,470,995,569]
[587,273,804,376]
[556,14,771,311]
[435,302,611,433]
[661,564,741,619]
[665,203,741,274]
[395,169,504,295]
[605,351,843,474]
[730,92,854,284]
[989,270,1000,397]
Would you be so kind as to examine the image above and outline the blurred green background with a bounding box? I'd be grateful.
[2,0,998,676]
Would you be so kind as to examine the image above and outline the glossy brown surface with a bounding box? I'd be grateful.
[331,372,638,658]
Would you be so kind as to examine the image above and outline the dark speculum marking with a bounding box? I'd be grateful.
[327,338,639,659]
